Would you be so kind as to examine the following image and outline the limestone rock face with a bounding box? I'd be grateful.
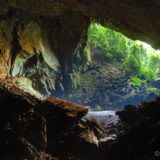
[0,7,89,96]
[0,0,160,96]
[5,0,160,48]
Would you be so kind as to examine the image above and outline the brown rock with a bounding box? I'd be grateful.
[17,111,47,151]
[111,98,160,160]
[86,118,104,139]
[40,97,88,123]
[79,129,99,147]
[0,133,51,160]
[0,80,91,160]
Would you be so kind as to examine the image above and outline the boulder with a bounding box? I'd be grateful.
[41,97,88,123]
[0,80,92,160]
[111,98,160,160]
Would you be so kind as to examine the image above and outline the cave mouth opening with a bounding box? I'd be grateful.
[9,22,160,114]
[67,23,160,112]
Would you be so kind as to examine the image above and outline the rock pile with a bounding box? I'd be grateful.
[0,79,159,160]
[0,79,104,160]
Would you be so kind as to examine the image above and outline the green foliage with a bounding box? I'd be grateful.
[148,54,160,73]
[123,55,142,74]
[140,67,158,81]
[84,46,92,62]
[146,87,157,92]
[131,76,143,86]
[72,80,77,89]
[87,23,160,95]
[88,23,160,83]
[146,87,160,96]
[94,105,102,111]
[80,72,92,85]
[88,23,129,61]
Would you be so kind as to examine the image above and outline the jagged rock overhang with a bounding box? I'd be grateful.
[6,0,160,48]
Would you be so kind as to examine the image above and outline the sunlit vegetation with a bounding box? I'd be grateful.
[80,72,93,85]
[94,105,102,111]
[86,23,160,94]
[84,41,92,62]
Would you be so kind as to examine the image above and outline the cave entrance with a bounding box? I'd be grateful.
[68,23,160,111]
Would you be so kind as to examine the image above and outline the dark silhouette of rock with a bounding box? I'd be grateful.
[0,77,160,160]
[0,79,104,160]
[112,98,160,160]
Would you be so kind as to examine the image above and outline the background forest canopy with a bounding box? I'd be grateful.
[86,23,160,89]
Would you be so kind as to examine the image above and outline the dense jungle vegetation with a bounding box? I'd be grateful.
[85,23,160,94]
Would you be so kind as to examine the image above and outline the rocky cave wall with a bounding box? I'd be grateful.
[0,4,89,97]
[0,0,160,97]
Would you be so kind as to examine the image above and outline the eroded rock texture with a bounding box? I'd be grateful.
[0,6,89,97]
[0,79,99,160]
[5,0,160,47]
[0,0,160,96]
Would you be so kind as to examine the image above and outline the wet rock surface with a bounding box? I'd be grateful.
[69,53,160,110]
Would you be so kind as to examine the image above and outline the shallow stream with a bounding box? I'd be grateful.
[85,110,119,126]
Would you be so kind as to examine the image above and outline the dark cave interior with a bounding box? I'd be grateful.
[0,0,160,160]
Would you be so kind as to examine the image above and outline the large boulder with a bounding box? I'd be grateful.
[0,79,104,160]
[110,98,160,160]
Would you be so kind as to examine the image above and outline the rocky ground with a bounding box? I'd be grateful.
[0,78,160,160]
[0,79,106,160]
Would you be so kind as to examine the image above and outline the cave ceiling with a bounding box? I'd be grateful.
[3,0,160,48]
